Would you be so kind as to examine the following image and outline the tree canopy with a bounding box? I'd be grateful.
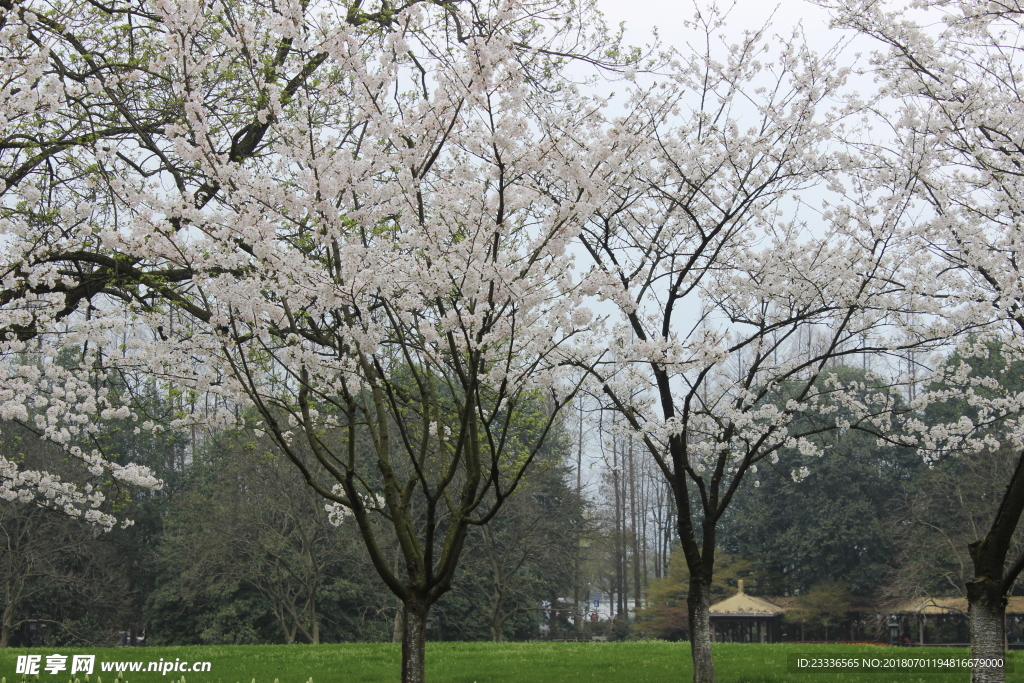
[5,1,1024,682]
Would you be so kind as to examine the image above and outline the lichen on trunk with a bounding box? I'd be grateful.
[687,575,717,683]
[401,600,429,683]
[968,579,1007,683]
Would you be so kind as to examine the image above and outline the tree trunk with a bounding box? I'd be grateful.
[575,400,584,631]
[687,575,716,683]
[968,578,1006,683]
[310,596,320,645]
[490,590,505,642]
[613,440,625,620]
[401,599,429,683]
[490,609,504,643]
[629,440,643,613]
[964,448,1024,683]
[0,600,15,648]
[275,603,296,645]
[393,601,404,643]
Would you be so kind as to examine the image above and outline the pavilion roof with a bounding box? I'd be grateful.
[709,581,787,617]
[894,596,1024,616]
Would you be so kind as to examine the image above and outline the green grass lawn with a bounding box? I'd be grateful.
[1,642,1019,683]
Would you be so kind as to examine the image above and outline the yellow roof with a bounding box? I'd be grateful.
[894,597,967,615]
[896,596,1024,616]
[710,583,786,616]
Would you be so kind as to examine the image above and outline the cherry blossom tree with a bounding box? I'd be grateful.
[0,0,246,524]
[573,9,918,681]
[0,0,624,679]
[819,1,1024,680]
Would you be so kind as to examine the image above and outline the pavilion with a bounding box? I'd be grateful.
[709,580,788,643]
[893,596,1024,646]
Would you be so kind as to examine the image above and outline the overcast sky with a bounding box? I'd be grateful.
[595,0,842,54]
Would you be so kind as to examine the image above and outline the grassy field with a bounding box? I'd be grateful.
[1,642,1020,683]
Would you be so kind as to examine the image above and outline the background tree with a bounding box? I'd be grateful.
[576,8,909,680]
[884,344,1024,603]
[148,435,390,645]
[0,411,171,647]
[721,367,922,597]
[446,428,583,642]
[0,502,99,648]
[782,581,855,643]
[886,444,1024,602]
[0,377,186,648]
[635,550,757,641]
[592,415,655,628]
[821,1,1024,679]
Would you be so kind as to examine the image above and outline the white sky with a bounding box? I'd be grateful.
[592,0,868,77]
[595,0,839,48]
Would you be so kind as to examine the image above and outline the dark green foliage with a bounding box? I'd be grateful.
[145,433,394,645]
[0,395,186,648]
[439,446,584,642]
[883,339,1024,599]
[636,550,759,640]
[1,372,585,647]
[720,367,921,596]
[922,340,1024,431]
[781,581,855,640]
[885,443,1024,598]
